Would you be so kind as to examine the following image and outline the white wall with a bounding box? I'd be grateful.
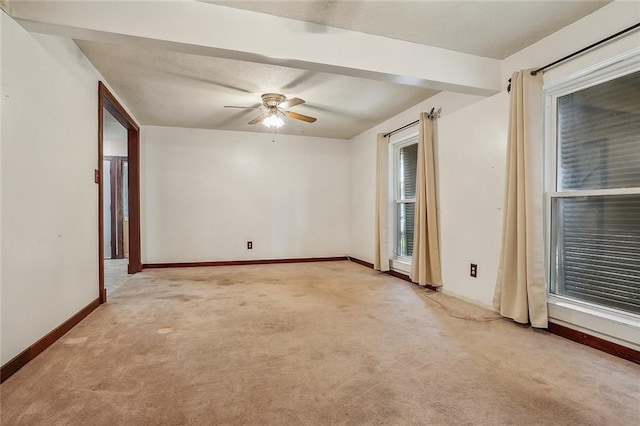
[437,93,509,307]
[349,92,483,263]
[0,12,136,364]
[348,0,640,311]
[348,91,505,308]
[348,92,485,264]
[141,126,350,263]
[0,7,4,353]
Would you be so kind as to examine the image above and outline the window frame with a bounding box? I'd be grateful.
[390,133,419,265]
[544,49,640,324]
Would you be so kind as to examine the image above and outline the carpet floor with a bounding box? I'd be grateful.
[1,261,639,425]
[104,258,131,295]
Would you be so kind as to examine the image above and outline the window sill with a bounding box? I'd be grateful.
[547,295,640,351]
[390,258,411,274]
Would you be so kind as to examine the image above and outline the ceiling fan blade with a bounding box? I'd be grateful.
[224,105,260,109]
[279,97,305,109]
[247,113,269,125]
[285,111,317,123]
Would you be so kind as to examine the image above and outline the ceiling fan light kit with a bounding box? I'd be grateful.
[224,93,317,129]
[263,112,284,128]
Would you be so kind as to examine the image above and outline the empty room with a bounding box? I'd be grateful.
[1,1,639,424]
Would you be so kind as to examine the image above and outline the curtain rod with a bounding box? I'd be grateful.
[383,120,419,138]
[531,22,640,76]
[383,107,442,138]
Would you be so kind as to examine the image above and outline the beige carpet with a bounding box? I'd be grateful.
[104,258,131,295]
[1,261,639,425]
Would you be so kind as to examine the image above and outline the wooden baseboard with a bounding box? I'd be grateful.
[346,256,374,269]
[548,322,639,365]
[0,297,101,383]
[143,256,348,269]
[386,269,412,283]
[347,256,438,290]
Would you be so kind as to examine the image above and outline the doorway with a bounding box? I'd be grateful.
[103,155,128,260]
[103,131,129,294]
[98,82,141,303]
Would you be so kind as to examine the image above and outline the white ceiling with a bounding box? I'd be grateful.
[206,0,611,59]
[72,0,612,139]
[77,41,439,139]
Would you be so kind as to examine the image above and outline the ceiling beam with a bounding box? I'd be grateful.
[7,1,501,96]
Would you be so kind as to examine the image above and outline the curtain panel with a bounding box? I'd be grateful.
[410,113,443,287]
[494,70,547,328]
[374,133,390,271]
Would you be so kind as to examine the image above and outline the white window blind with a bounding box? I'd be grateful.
[550,69,640,315]
[557,71,640,191]
[552,195,640,313]
[398,143,417,257]
[390,129,418,260]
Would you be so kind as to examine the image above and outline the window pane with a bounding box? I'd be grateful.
[551,195,640,314]
[557,70,640,191]
[400,143,418,199]
[397,202,415,257]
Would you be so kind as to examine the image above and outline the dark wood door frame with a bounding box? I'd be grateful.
[98,82,141,303]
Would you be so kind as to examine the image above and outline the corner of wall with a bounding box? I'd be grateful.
[1,13,112,364]
[500,1,640,81]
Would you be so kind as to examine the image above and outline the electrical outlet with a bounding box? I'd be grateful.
[470,263,478,278]
[247,241,253,250]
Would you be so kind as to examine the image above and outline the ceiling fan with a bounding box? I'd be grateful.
[224,93,317,128]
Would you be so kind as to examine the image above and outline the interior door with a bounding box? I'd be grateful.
[122,160,129,258]
[102,159,112,258]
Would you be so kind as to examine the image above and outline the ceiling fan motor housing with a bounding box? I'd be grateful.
[262,93,286,107]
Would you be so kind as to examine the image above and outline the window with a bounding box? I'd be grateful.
[392,137,418,259]
[547,65,640,316]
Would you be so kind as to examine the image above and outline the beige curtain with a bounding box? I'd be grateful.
[374,133,390,271]
[410,113,442,287]
[494,70,547,328]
